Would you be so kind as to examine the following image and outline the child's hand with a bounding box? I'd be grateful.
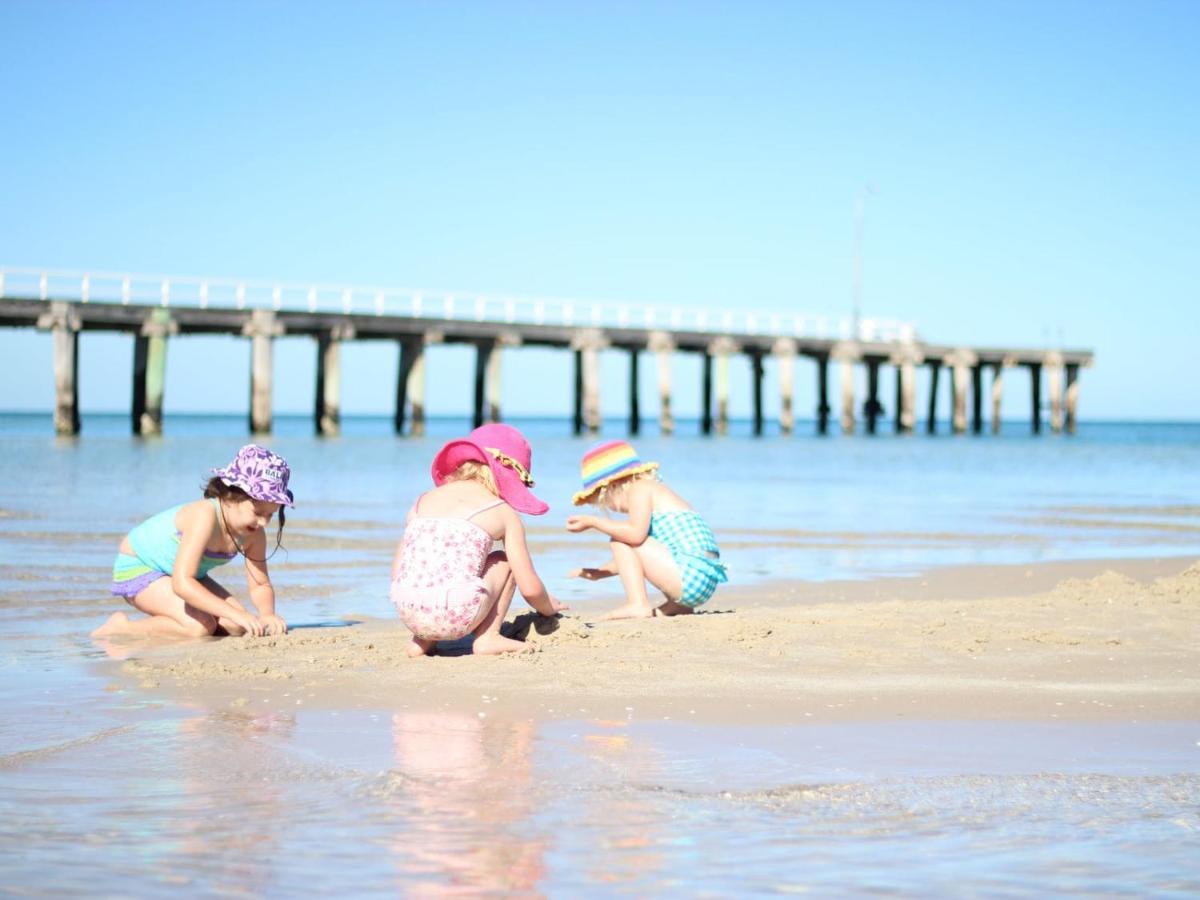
[229,610,266,638]
[542,595,569,615]
[565,515,594,533]
[569,567,612,581]
[259,614,288,636]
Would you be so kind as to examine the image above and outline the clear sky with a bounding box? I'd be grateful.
[1,0,1197,422]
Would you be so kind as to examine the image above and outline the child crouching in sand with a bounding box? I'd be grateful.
[93,444,293,639]
[390,424,566,657]
[566,440,727,620]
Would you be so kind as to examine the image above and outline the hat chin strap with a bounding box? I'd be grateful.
[484,447,535,487]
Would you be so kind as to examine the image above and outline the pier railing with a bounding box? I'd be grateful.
[0,266,916,344]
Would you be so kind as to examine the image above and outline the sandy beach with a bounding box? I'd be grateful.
[108,555,1200,724]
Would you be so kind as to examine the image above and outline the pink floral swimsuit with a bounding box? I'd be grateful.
[390,497,505,640]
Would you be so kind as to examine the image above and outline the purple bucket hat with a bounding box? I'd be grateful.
[212,444,294,507]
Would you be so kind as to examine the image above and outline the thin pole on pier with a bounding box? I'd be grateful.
[1029,363,1043,434]
[628,349,640,436]
[37,302,81,436]
[750,350,764,436]
[1064,363,1080,433]
[816,355,831,435]
[926,361,941,434]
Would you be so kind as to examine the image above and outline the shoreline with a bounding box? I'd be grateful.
[104,554,1200,726]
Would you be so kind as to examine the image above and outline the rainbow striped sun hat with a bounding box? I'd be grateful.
[572,440,659,505]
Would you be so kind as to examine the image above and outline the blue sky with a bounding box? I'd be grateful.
[1,0,1197,421]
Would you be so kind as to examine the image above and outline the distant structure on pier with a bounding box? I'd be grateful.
[0,267,1092,438]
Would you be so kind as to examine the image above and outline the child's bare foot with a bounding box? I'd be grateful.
[406,637,437,658]
[595,603,655,621]
[471,632,534,655]
[91,611,130,638]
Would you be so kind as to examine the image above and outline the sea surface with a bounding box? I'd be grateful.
[1,413,1198,895]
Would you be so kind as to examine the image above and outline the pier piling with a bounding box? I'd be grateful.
[315,321,353,437]
[1045,351,1065,433]
[773,339,796,435]
[750,350,764,436]
[132,309,174,436]
[891,345,921,433]
[1029,363,1043,434]
[709,337,737,436]
[816,355,831,435]
[990,361,1005,434]
[926,361,941,434]
[701,352,714,435]
[863,358,882,434]
[394,335,430,436]
[833,342,860,435]
[1065,362,1080,433]
[628,349,640,436]
[648,331,675,435]
[571,329,604,434]
[36,301,80,436]
[971,364,984,434]
[243,309,282,435]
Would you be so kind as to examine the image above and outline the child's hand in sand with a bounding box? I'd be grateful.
[259,613,288,636]
[565,515,596,533]
[228,610,266,637]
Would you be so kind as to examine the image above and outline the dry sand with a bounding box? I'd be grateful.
[108,556,1200,724]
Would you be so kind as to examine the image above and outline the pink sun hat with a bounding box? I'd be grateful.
[430,423,548,516]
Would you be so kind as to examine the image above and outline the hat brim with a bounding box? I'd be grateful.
[572,461,659,505]
[217,474,295,507]
[432,439,549,516]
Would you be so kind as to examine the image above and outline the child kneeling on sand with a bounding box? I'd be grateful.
[566,440,727,619]
[390,424,566,657]
[94,444,294,639]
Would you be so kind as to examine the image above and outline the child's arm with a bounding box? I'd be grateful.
[172,505,265,636]
[502,509,568,616]
[564,481,653,546]
[242,529,286,635]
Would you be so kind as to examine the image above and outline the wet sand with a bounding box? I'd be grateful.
[106,556,1200,725]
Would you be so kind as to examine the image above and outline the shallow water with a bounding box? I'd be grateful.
[1,414,1198,893]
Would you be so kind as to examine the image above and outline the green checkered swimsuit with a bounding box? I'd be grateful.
[649,510,728,607]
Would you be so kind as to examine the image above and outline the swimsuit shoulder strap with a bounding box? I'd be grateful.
[465,498,506,521]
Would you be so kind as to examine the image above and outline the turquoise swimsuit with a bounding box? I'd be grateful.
[648,510,728,607]
[110,498,237,597]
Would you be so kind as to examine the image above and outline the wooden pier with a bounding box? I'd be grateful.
[0,268,1093,437]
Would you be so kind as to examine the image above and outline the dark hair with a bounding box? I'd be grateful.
[203,477,287,562]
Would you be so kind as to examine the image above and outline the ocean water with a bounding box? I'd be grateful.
[1,413,1198,894]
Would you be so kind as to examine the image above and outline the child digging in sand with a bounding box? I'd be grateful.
[390,424,566,657]
[94,444,293,639]
[566,440,727,620]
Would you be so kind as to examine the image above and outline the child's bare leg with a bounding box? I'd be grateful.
[92,578,217,638]
[597,541,655,620]
[471,552,531,655]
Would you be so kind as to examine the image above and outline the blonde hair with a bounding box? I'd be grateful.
[594,470,656,510]
[443,460,498,495]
